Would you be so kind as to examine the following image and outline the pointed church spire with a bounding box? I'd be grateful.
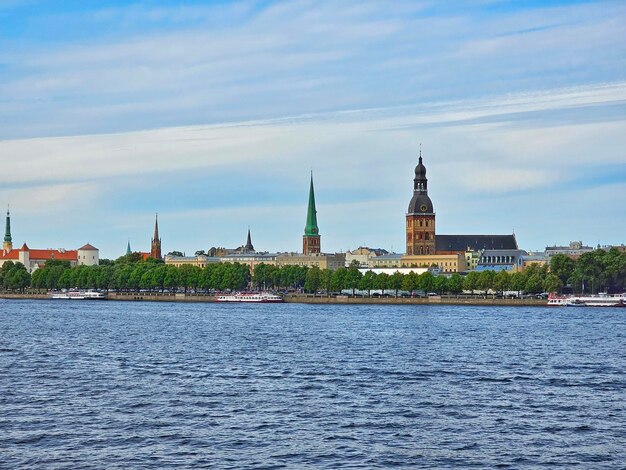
[153,213,159,241]
[3,205,12,252]
[304,172,319,236]
[126,239,132,255]
[244,227,255,252]
[303,173,321,255]
[150,213,162,260]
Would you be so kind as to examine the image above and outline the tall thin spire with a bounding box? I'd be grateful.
[304,173,319,236]
[3,205,12,252]
[126,239,132,255]
[303,173,321,255]
[244,227,255,252]
[150,213,162,260]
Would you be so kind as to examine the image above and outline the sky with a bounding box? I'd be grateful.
[0,0,624,259]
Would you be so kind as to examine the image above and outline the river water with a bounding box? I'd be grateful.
[1,300,625,468]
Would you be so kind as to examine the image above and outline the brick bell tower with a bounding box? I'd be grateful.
[406,148,436,255]
[303,173,321,255]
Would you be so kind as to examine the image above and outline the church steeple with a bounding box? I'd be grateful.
[303,173,321,255]
[244,227,255,252]
[126,240,132,255]
[3,206,12,252]
[150,213,162,260]
[406,147,436,256]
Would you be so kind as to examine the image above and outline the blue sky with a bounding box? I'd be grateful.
[0,0,624,258]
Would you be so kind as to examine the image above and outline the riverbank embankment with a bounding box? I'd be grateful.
[0,292,547,306]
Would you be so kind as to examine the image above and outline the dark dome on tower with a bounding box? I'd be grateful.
[407,193,433,214]
[414,156,427,178]
[407,155,434,214]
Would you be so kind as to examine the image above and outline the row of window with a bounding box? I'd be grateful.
[481,255,516,264]
[407,219,432,227]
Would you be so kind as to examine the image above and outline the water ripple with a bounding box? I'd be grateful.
[1,300,625,468]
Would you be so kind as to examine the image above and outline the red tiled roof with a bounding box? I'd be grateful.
[0,250,19,260]
[29,250,78,261]
[78,243,98,251]
[0,247,78,261]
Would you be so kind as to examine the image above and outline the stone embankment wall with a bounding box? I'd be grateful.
[284,294,547,306]
[1,292,547,306]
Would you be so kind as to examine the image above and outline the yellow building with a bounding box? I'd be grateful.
[277,253,346,271]
[400,253,467,273]
[164,255,220,268]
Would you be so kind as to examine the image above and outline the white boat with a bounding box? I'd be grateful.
[547,292,625,307]
[50,290,106,300]
[570,293,625,307]
[214,292,283,303]
[547,293,568,306]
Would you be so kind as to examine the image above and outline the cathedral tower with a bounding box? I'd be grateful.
[150,214,162,260]
[3,206,12,252]
[303,173,321,255]
[406,149,436,255]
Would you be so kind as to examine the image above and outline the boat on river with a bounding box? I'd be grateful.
[547,292,625,307]
[50,290,107,300]
[214,292,284,303]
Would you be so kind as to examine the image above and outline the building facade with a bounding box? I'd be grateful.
[545,241,593,258]
[277,253,346,271]
[401,253,467,273]
[0,243,99,273]
[345,247,389,267]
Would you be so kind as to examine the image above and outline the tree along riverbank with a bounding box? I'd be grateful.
[0,291,547,306]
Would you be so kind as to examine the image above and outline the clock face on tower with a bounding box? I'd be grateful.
[420,204,428,212]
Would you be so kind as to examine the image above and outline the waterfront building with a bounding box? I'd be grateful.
[0,242,99,273]
[3,207,12,252]
[370,253,403,268]
[521,252,549,271]
[401,253,467,273]
[277,252,346,271]
[303,173,321,255]
[345,247,389,267]
[545,241,593,259]
[150,214,162,260]
[436,234,518,255]
[475,249,525,272]
[465,250,482,271]
[164,254,221,268]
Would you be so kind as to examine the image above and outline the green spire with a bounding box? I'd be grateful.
[126,240,131,255]
[4,206,11,243]
[304,173,319,236]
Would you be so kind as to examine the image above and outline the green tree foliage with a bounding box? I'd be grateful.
[447,273,464,294]
[463,271,480,292]
[304,266,322,293]
[549,254,576,284]
[1,261,30,291]
[14,248,626,297]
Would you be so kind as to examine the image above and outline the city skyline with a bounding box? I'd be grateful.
[0,0,624,258]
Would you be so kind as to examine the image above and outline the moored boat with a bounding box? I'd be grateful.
[547,292,625,307]
[214,292,283,303]
[50,290,107,300]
